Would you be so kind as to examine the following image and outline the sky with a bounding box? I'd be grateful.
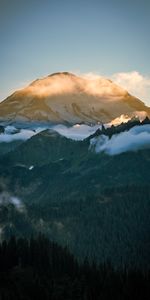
[0,0,150,104]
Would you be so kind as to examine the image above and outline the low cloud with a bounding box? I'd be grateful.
[0,124,102,143]
[53,124,102,140]
[0,124,102,142]
[0,192,25,212]
[90,124,150,155]
[111,71,150,106]
[0,126,44,143]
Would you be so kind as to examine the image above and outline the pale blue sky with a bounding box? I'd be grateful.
[0,0,150,102]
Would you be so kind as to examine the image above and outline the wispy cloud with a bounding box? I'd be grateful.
[28,71,150,106]
[111,71,150,106]
[53,124,101,140]
[1,71,150,107]
[25,72,127,99]
[0,192,25,213]
[89,124,150,155]
[0,126,44,143]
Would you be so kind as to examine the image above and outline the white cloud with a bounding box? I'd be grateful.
[10,197,25,212]
[0,126,44,143]
[0,192,25,212]
[111,71,150,106]
[53,124,102,140]
[90,124,150,155]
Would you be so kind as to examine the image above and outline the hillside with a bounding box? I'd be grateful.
[1,235,149,300]
[0,120,150,268]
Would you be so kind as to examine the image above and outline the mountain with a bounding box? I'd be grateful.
[0,120,150,268]
[0,72,150,124]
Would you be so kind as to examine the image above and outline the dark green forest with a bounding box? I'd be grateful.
[0,235,150,300]
[0,119,150,269]
[0,119,150,298]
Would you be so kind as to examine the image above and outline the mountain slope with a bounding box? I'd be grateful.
[0,72,149,124]
[0,122,150,268]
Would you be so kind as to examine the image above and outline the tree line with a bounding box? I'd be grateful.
[0,235,150,300]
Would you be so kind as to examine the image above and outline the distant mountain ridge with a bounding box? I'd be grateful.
[0,72,150,124]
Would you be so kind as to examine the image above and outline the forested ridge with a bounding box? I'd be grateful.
[0,235,150,300]
[0,119,150,268]
[0,119,150,298]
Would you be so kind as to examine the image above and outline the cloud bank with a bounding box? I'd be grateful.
[0,126,44,143]
[1,122,150,157]
[90,124,150,155]
[53,124,102,140]
[0,124,103,143]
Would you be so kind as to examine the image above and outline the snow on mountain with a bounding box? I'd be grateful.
[0,72,149,124]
